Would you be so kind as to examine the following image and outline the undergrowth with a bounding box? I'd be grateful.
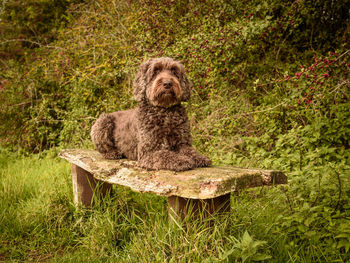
[0,0,349,152]
[0,0,349,261]
[0,147,349,262]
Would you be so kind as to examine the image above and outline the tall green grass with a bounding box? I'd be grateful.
[0,149,348,262]
[0,149,73,261]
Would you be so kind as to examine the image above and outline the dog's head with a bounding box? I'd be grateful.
[133,57,191,107]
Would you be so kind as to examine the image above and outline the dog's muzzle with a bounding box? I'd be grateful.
[163,80,173,89]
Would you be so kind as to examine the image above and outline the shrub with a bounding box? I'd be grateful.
[0,0,348,154]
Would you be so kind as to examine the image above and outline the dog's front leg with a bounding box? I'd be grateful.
[137,150,196,172]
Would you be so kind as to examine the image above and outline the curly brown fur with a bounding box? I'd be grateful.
[91,57,211,171]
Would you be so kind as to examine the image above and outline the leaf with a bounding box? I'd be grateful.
[221,248,235,260]
[252,253,272,261]
[203,256,220,263]
[337,240,350,253]
[335,234,350,239]
[304,216,314,227]
[251,240,267,249]
[242,231,253,246]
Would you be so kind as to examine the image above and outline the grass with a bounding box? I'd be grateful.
[0,148,348,262]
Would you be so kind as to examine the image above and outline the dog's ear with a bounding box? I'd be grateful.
[133,59,153,102]
[180,67,191,101]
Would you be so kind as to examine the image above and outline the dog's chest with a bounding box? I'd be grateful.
[137,106,189,150]
[146,111,184,136]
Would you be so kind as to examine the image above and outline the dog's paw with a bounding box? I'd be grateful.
[155,156,196,171]
[178,146,211,168]
[169,156,197,172]
[138,153,196,172]
[102,150,123,160]
[194,154,212,168]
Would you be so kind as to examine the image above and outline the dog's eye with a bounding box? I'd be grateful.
[153,67,160,75]
[171,67,179,77]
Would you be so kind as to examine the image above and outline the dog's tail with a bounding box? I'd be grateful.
[91,113,121,159]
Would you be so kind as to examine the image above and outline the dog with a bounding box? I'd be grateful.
[90,57,211,171]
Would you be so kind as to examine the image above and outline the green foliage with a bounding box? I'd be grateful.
[1,151,348,262]
[0,0,348,152]
[0,0,82,58]
[209,231,272,262]
[0,0,349,261]
[290,0,350,50]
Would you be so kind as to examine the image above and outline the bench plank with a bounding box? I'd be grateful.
[59,149,287,199]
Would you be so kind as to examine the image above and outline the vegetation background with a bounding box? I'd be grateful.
[0,0,349,262]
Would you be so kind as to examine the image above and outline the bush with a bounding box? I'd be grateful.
[1,0,348,152]
[1,0,350,260]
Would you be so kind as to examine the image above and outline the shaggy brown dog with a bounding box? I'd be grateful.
[90,57,211,171]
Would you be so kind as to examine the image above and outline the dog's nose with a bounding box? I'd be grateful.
[163,80,173,89]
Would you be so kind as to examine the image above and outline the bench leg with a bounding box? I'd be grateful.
[71,164,112,207]
[168,194,230,220]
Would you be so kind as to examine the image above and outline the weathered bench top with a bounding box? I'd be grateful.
[59,149,287,199]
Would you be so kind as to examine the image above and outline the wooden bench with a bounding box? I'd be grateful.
[59,149,287,219]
